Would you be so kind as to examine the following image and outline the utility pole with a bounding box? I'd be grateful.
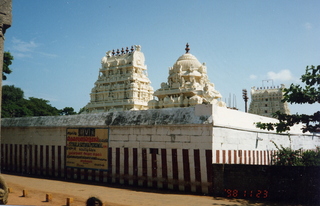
[242,89,249,112]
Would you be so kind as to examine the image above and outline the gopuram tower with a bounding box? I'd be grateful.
[248,84,290,117]
[148,44,226,109]
[85,45,154,113]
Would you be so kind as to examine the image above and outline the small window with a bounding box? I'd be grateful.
[265,104,268,107]
[265,110,268,113]
[265,98,268,101]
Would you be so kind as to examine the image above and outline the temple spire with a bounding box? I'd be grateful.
[185,43,190,53]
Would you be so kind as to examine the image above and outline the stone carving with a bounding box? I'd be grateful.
[148,44,226,109]
[135,45,141,51]
[84,45,154,113]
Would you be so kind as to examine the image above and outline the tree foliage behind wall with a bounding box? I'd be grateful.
[256,65,320,133]
[271,139,320,166]
[59,107,77,115]
[2,85,60,118]
[2,52,78,117]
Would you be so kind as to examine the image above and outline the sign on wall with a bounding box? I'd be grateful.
[66,128,109,170]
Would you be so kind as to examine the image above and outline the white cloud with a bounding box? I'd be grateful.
[304,22,313,30]
[36,51,58,58]
[249,74,257,80]
[12,37,38,52]
[10,37,57,58]
[267,69,294,81]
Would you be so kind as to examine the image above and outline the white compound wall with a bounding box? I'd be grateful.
[1,105,319,194]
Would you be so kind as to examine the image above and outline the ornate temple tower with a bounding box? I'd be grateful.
[248,84,290,117]
[148,44,226,109]
[85,45,154,113]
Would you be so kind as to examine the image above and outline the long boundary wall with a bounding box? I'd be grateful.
[1,105,319,195]
[212,105,320,164]
[1,106,214,194]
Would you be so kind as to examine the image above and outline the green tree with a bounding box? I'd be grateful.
[2,53,78,117]
[60,107,77,115]
[25,97,60,116]
[78,106,87,114]
[2,85,61,117]
[271,139,320,166]
[301,148,320,166]
[1,85,31,117]
[270,140,303,166]
[256,65,320,133]
[3,51,13,80]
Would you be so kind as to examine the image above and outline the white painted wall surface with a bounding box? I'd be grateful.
[1,106,214,150]
[1,104,319,163]
[109,125,212,150]
[212,105,320,151]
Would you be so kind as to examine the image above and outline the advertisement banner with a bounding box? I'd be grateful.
[66,128,109,170]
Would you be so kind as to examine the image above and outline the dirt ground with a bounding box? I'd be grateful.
[0,174,304,206]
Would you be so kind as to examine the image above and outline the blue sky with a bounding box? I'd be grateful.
[4,0,320,114]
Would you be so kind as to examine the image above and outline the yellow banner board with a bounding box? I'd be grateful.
[66,128,109,170]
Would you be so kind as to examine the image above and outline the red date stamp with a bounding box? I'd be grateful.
[224,189,268,198]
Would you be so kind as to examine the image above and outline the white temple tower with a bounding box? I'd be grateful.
[148,44,225,109]
[85,45,154,113]
[248,84,290,117]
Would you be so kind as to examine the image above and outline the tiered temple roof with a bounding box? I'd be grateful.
[85,45,154,113]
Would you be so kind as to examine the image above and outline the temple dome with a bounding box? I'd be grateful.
[149,43,226,110]
[173,53,202,70]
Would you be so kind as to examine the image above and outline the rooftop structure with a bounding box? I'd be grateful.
[148,44,226,109]
[248,84,290,117]
[85,45,154,113]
